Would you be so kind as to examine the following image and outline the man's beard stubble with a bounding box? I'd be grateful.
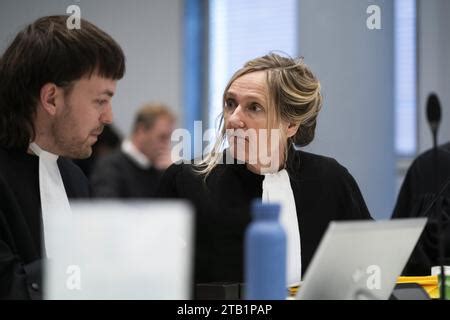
[51,104,95,159]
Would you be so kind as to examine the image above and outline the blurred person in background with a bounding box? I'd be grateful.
[90,103,175,198]
[392,141,450,275]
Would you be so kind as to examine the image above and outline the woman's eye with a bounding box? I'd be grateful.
[248,104,262,112]
[225,99,237,109]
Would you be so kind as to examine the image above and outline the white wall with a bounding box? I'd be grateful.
[0,0,183,137]
[297,0,396,220]
[417,0,450,152]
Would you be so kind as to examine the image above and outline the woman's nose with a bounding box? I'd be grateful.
[228,106,245,129]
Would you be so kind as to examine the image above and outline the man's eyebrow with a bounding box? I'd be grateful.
[99,90,114,97]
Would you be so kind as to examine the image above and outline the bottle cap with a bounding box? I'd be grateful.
[251,200,280,219]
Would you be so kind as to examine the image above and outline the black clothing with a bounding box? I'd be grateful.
[0,147,89,299]
[157,148,372,283]
[90,150,163,198]
[392,142,450,275]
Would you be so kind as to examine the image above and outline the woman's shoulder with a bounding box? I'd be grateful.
[162,161,199,179]
[293,149,350,181]
[294,149,372,219]
[157,162,197,198]
[298,149,340,167]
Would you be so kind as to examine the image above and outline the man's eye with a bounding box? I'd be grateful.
[96,99,108,106]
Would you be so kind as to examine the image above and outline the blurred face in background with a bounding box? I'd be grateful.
[135,114,175,165]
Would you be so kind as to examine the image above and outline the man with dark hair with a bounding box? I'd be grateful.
[90,103,175,198]
[0,15,125,299]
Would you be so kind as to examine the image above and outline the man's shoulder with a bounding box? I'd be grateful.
[442,141,450,152]
[95,149,135,169]
[58,157,86,176]
[419,141,450,160]
[0,147,10,168]
[0,148,12,187]
[0,147,35,177]
[0,146,21,164]
[409,141,450,175]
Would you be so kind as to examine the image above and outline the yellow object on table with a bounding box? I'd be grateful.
[288,285,300,298]
[289,278,439,300]
[397,276,439,299]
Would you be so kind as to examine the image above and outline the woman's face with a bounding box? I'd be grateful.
[223,71,295,173]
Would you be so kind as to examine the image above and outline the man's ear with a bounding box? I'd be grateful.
[39,83,61,116]
[286,122,300,138]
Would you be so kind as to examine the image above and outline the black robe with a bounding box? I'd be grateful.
[392,142,450,275]
[90,149,163,198]
[0,147,89,299]
[157,148,372,284]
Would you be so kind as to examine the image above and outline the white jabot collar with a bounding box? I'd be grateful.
[121,139,151,169]
[262,168,302,286]
[29,142,72,258]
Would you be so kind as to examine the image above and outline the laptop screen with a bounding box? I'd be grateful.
[296,218,427,300]
[44,200,194,300]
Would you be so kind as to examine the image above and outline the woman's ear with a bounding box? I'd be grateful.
[286,122,300,138]
[39,83,60,116]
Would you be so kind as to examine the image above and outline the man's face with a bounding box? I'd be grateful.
[52,74,117,159]
[139,115,175,163]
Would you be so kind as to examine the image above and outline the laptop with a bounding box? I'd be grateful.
[296,218,427,300]
[44,200,194,300]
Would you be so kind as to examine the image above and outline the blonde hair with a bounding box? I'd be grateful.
[196,53,322,178]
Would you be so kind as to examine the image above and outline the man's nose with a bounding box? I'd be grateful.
[101,104,113,124]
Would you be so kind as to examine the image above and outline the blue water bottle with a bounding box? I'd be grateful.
[245,200,286,300]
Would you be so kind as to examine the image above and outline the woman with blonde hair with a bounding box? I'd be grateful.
[158,53,371,286]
